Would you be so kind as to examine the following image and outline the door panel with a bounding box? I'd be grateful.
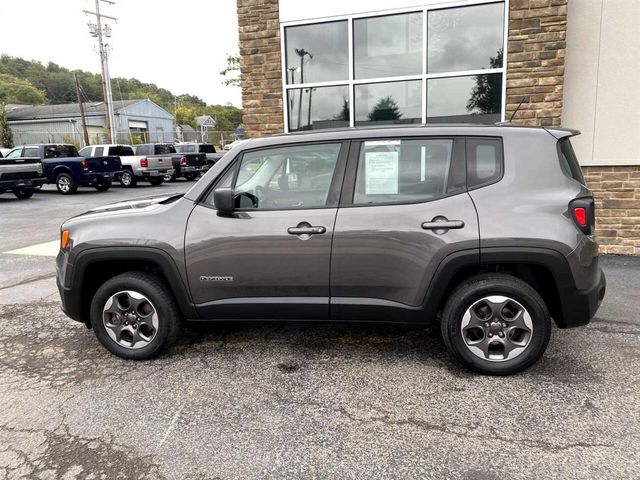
[330,136,479,320]
[185,207,337,319]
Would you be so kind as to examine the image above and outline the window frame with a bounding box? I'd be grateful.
[280,0,509,132]
[198,140,351,212]
[340,136,467,208]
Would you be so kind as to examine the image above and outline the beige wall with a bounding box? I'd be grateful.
[562,0,640,166]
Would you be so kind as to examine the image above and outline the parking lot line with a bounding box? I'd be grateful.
[4,240,59,257]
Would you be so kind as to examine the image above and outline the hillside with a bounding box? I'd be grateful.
[0,55,242,131]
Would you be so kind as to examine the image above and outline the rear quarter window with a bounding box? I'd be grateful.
[466,137,503,189]
[558,138,585,185]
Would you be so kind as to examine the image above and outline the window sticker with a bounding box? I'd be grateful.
[365,151,399,194]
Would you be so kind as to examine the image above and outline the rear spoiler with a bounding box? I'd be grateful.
[544,127,580,140]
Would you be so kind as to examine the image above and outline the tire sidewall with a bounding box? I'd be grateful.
[90,275,175,359]
[56,173,76,194]
[120,170,136,187]
[443,278,550,375]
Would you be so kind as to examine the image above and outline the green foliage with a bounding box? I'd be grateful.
[220,54,240,87]
[0,73,48,104]
[0,104,13,148]
[0,55,243,129]
[175,106,197,127]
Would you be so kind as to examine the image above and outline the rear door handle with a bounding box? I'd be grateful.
[421,220,465,230]
[287,225,326,235]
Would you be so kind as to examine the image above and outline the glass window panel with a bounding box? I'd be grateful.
[233,144,342,210]
[428,3,504,73]
[355,81,422,126]
[287,85,350,132]
[354,138,454,204]
[285,21,348,84]
[354,12,423,79]
[426,74,502,124]
[466,137,503,188]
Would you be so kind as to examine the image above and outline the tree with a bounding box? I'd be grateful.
[0,73,47,104]
[466,49,503,115]
[368,96,402,122]
[334,97,350,122]
[175,106,197,127]
[220,54,240,87]
[0,104,14,148]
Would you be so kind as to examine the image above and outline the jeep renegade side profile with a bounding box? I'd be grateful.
[56,125,606,375]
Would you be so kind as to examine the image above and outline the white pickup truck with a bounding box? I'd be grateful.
[78,144,174,188]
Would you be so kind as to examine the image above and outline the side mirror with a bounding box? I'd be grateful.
[213,187,235,215]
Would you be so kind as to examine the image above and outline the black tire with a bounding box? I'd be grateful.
[164,173,177,182]
[440,273,551,376]
[148,178,164,186]
[13,187,34,199]
[120,169,138,188]
[184,172,199,181]
[94,180,112,191]
[56,172,78,195]
[90,272,182,360]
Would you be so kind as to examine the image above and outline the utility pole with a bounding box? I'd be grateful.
[294,48,312,130]
[84,1,117,144]
[74,72,90,146]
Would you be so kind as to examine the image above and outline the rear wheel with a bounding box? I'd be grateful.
[440,274,551,375]
[120,170,138,188]
[164,173,177,182]
[13,187,34,199]
[56,173,78,194]
[90,272,182,360]
[148,178,164,186]
[94,180,112,191]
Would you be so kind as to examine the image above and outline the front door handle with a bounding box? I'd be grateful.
[287,225,326,235]
[421,220,465,230]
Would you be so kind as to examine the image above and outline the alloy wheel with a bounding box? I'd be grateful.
[102,290,159,349]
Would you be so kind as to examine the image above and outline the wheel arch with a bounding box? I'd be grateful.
[66,247,198,326]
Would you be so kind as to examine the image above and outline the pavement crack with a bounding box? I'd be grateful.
[0,272,56,290]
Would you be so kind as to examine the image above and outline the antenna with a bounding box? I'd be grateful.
[509,96,529,122]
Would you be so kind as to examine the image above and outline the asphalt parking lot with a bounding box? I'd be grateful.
[0,184,639,479]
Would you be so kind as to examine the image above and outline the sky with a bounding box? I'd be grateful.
[0,0,242,107]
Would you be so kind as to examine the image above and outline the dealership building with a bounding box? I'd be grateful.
[237,0,639,254]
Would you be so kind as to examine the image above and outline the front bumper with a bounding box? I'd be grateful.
[556,267,606,328]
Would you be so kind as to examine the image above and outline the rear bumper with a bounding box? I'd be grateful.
[556,267,606,328]
[138,168,174,178]
[0,177,46,189]
[79,171,122,183]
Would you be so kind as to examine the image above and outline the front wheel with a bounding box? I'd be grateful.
[56,173,78,195]
[120,170,138,188]
[90,272,182,360]
[13,187,34,199]
[94,180,112,191]
[440,274,551,376]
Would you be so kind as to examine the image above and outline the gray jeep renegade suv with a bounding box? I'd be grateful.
[56,125,605,375]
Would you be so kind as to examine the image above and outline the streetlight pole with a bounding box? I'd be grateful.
[84,0,117,144]
[294,48,312,130]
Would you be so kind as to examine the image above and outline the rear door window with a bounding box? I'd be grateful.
[558,138,585,185]
[466,137,503,189]
[352,138,463,205]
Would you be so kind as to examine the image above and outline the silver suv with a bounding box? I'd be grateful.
[56,125,606,375]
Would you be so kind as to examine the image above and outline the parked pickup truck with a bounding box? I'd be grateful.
[4,144,122,194]
[79,144,174,188]
[174,143,225,169]
[134,144,206,182]
[0,149,46,199]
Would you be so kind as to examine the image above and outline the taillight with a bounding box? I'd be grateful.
[180,156,187,166]
[81,159,89,171]
[569,198,594,235]
[573,207,587,227]
[140,157,148,168]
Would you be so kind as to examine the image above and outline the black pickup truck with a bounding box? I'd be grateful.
[4,144,122,194]
[0,150,46,199]
[174,142,225,169]
[135,143,206,181]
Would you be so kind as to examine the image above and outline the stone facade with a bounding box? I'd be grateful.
[237,0,284,138]
[506,0,567,127]
[583,166,640,255]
